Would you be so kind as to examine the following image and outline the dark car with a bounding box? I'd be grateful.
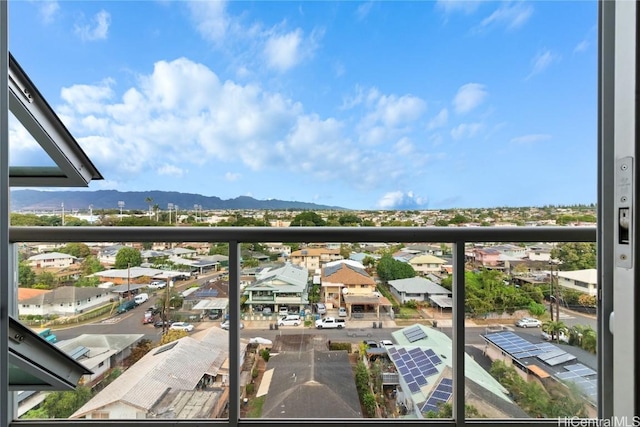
[154,319,172,328]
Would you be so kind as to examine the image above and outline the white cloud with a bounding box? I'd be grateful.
[158,164,185,177]
[526,49,560,79]
[39,0,60,24]
[451,122,483,140]
[53,58,438,201]
[428,108,448,130]
[435,0,481,15]
[356,2,375,20]
[453,83,487,114]
[225,172,241,181]
[574,40,589,54]
[477,2,533,31]
[356,88,426,145]
[264,29,304,71]
[188,1,230,44]
[510,134,551,144]
[74,10,111,41]
[376,191,427,210]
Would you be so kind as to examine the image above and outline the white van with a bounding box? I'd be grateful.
[278,314,301,326]
[134,293,149,304]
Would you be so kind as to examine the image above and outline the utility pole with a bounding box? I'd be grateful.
[162,280,172,335]
[549,262,554,321]
[127,263,131,301]
[61,202,65,226]
[554,266,560,322]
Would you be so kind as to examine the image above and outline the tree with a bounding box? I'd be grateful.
[18,261,36,287]
[551,242,596,270]
[81,255,104,276]
[542,320,568,343]
[145,196,153,218]
[35,271,57,288]
[289,211,326,226]
[153,204,160,221]
[339,243,351,259]
[114,247,142,269]
[376,255,416,282]
[39,386,93,418]
[338,213,362,226]
[59,243,91,258]
[159,329,188,345]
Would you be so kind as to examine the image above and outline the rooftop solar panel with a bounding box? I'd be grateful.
[544,352,577,366]
[537,349,567,361]
[399,366,410,375]
[404,325,427,343]
[420,377,453,414]
[564,363,597,376]
[406,360,417,369]
[407,381,421,393]
[441,378,453,386]
[410,368,421,377]
[415,375,428,386]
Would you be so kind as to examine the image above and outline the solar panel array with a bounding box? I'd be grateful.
[421,378,453,414]
[555,363,597,401]
[388,346,443,395]
[403,325,427,343]
[484,331,576,366]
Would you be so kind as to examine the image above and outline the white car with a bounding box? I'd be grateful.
[169,322,194,332]
[338,307,347,317]
[515,317,542,328]
[541,331,569,343]
[220,320,244,330]
[379,339,394,347]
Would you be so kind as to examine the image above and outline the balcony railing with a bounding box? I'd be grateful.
[8,225,598,427]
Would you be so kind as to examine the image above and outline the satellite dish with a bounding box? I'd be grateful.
[342,288,349,294]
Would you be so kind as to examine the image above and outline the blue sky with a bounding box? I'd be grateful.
[8,0,598,210]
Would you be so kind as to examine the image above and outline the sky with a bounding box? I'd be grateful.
[8,0,598,210]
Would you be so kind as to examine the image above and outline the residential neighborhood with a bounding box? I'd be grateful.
[12,205,599,420]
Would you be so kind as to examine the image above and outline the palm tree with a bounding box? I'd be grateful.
[153,204,160,222]
[568,324,586,346]
[145,197,153,219]
[542,320,568,344]
[581,326,597,353]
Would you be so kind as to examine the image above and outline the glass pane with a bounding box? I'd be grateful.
[466,240,598,419]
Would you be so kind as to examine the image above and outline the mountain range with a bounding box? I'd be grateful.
[10,190,345,212]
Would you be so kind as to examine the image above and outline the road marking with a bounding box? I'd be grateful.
[559,312,574,319]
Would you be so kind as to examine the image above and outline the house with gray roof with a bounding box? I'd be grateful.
[71,327,240,419]
[261,349,362,418]
[26,251,76,269]
[243,262,309,313]
[18,286,113,317]
[388,277,451,305]
[56,334,144,385]
[389,324,525,418]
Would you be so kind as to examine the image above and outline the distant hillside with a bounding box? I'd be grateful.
[10,190,345,212]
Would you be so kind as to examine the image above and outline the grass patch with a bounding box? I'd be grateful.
[395,306,420,318]
[245,395,266,418]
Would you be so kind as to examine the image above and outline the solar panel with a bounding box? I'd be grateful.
[537,349,567,361]
[564,363,597,376]
[404,325,427,342]
[410,368,421,377]
[406,360,417,369]
[399,366,410,375]
[398,348,408,356]
[420,377,453,414]
[429,353,443,365]
[544,352,577,366]
[415,375,428,386]
[407,381,421,393]
[409,347,423,357]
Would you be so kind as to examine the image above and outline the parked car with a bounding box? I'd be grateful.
[363,340,379,348]
[170,322,194,332]
[315,303,327,315]
[338,307,347,317]
[220,320,244,330]
[134,293,149,304]
[379,339,394,347]
[279,307,289,316]
[515,317,542,328]
[148,281,167,289]
[154,319,173,328]
[541,330,569,343]
[262,307,272,315]
[278,314,301,326]
[117,299,136,314]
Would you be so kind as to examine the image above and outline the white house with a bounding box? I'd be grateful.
[26,252,76,269]
[71,327,239,419]
[18,287,113,317]
[556,269,598,296]
[388,277,451,304]
[408,254,447,275]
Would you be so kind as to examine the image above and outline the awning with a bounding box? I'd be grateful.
[528,364,550,378]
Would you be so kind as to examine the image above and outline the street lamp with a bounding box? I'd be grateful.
[168,203,174,224]
[118,200,125,220]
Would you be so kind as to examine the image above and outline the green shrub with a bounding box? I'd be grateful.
[260,348,270,362]
[328,342,352,352]
[246,383,255,395]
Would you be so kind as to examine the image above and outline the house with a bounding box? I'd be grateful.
[97,245,131,265]
[26,252,76,269]
[289,247,342,272]
[407,254,447,275]
[389,324,526,418]
[56,334,144,386]
[556,269,598,296]
[388,277,451,305]
[90,266,164,286]
[321,260,389,317]
[71,327,239,419]
[18,286,113,317]
[482,330,597,416]
[472,248,501,267]
[260,349,362,418]
[243,263,309,313]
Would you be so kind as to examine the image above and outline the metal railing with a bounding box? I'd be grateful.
[9,225,597,427]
